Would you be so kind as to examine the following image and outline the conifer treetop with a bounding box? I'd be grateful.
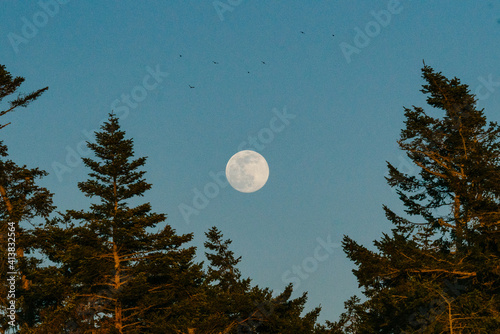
[0,64,48,130]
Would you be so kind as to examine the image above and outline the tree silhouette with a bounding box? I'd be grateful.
[0,64,54,331]
[196,226,325,333]
[38,114,202,333]
[334,65,500,332]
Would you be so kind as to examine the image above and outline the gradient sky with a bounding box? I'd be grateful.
[1,0,500,324]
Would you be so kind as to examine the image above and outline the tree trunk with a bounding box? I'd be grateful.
[112,177,124,333]
[0,184,29,289]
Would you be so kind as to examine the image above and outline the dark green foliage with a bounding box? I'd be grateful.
[325,296,363,334]
[37,114,203,333]
[335,66,500,333]
[0,64,54,332]
[193,226,325,334]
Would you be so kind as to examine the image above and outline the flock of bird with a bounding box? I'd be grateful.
[181,31,334,89]
[180,55,268,89]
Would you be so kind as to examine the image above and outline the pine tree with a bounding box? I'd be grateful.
[337,65,500,333]
[40,114,203,333]
[326,296,363,334]
[0,64,48,130]
[0,64,54,331]
[197,226,325,333]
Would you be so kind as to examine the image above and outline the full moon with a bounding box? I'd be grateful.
[225,150,269,193]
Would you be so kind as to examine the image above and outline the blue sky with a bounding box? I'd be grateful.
[1,0,500,324]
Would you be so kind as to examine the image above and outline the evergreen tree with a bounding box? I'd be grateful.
[39,114,203,333]
[0,64,54,331]
[196,226,325,334]
[0,64,48,130]
[326,296,363,334]
[336,65,500,333]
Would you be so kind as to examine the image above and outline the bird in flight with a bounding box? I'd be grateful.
[261,61,266,64]
[300,31,305,34]
[189,85,195,88]
[213,61,219,64]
